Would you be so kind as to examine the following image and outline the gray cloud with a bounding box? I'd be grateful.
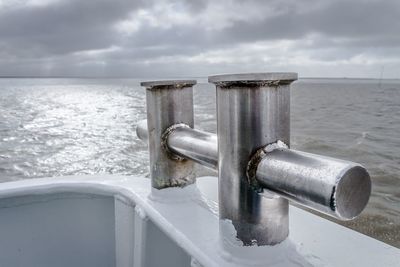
[0,0,399,78]
[0,0,146,55]
[223,0,400,44]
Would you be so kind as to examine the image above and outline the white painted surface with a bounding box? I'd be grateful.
[0,175,399,267]
[115,198,135,267]
[0,193,116,267]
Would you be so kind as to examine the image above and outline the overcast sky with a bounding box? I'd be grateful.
[0,0,399,78]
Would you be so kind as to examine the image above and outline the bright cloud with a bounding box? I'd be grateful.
[0,0,399,78]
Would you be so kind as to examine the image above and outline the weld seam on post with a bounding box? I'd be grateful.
[161,123,191,161]
[246,140,289,193]
[214,81,285,89]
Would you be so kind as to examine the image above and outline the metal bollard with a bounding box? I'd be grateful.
[138,73,371,246]
[140,80,197,189]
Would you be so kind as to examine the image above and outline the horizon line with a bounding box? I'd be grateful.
[0,75,399,80]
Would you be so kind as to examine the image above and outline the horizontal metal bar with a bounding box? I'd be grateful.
[136,120,149,143]
[167,126,218,169]
[136,120,217,170]
[136,120,371,220]
[256,148,371,220]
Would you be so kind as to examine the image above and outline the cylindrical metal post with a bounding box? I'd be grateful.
[141,80,196,189]
[209,73,298,246]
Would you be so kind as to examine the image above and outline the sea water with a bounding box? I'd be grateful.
[0,77,399,247]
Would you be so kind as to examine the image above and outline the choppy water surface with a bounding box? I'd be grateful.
[0,78,399,247]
